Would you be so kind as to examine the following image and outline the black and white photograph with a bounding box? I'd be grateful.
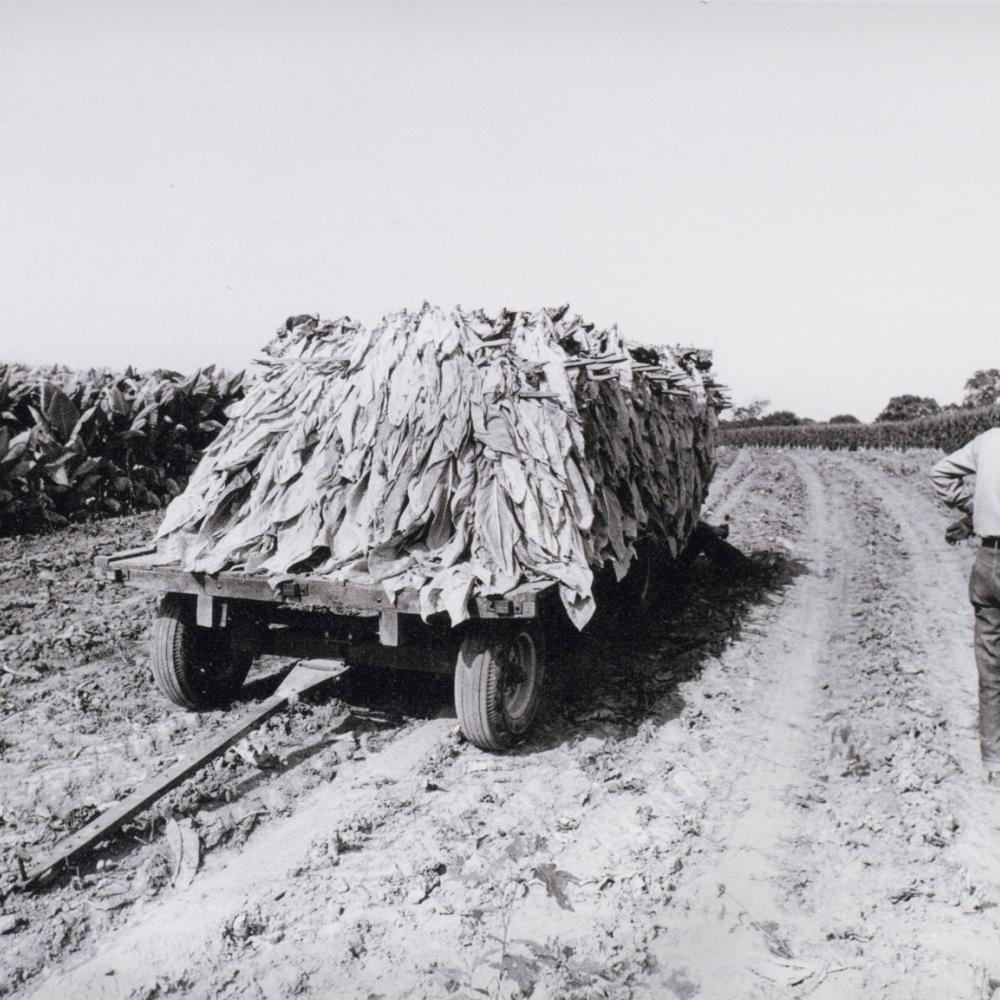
[2,1,1000,997]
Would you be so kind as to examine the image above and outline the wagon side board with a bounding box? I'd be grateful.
[94,550,552,621]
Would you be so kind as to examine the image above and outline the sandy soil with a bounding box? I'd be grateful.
[3,447,1000,999]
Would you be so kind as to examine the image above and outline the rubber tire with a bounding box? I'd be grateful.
[454,624,545,751]
[150,594,252,709]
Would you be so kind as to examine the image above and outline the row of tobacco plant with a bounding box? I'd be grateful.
[0,363,243,534]
[720,405,1000,452]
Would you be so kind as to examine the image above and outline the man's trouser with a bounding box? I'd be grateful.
[969,545,1000,766]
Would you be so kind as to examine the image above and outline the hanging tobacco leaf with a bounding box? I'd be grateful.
[153,305,723,628]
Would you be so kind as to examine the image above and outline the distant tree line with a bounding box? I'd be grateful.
[720,404,1000,453]
[723,368,1000,431]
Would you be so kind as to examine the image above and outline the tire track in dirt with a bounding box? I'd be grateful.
[821,451,1000,991]
[649,449,1000,999]
[647,449,853,996]
[787,452,1000,998]
[784,452,952,997]
[702,446,755,522]
[823,450,978,759]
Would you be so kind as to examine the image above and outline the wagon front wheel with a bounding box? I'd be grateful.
[150,594,252,709]
[455,624,545,751]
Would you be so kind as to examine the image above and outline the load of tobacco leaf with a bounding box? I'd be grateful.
[154,305,725,628]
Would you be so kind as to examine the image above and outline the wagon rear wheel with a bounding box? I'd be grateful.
[454,624,545,751]
[150,594,252,709]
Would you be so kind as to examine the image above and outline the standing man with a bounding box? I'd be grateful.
[931,427,1000,785]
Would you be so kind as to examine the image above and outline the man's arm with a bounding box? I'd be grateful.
[930,438,978,514]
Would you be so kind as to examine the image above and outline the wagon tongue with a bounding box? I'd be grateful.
[273,658,350,700]
[15,658,351,893]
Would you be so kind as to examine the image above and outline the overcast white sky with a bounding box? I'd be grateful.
[2,1,998,421]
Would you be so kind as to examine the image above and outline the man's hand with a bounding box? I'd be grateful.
[946,515,974,545]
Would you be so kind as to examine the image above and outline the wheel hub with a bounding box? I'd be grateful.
[501,633,537,726]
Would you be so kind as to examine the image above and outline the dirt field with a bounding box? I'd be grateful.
[3,447,1000,1000]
